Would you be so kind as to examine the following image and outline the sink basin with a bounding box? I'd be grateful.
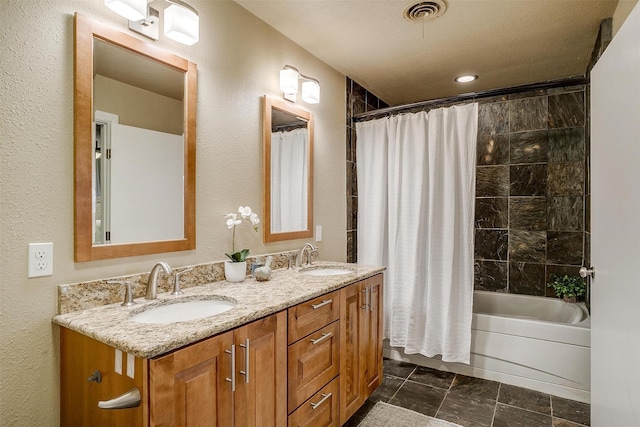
[131,299,235,324]
[300,267,353,276]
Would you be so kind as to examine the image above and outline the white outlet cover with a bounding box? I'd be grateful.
[28,242,53,278]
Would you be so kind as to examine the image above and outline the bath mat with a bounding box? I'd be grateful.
[358,402,462,427]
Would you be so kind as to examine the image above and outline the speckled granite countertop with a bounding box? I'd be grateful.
[52,262,384,359]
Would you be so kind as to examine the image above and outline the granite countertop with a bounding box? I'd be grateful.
[52,262,384,359]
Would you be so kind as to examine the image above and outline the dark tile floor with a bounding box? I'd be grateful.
[345,359,590,427]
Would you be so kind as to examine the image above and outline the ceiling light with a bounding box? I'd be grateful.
[455,74,478,83]
[164,0,199,46]
[104,0,147,22]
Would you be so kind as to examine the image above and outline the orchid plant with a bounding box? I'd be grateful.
[225,206,260,262]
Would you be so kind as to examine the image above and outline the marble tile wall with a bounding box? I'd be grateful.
[345,78,388,263]
[346,79,589,299]
[474,85,588,297]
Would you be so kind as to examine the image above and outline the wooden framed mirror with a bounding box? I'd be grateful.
[74,13,196,261]
[262,96,314,243]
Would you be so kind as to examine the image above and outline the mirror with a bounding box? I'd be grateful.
[262,96,314,243]
[74,13,197,261]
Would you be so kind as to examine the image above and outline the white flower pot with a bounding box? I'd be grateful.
[224,261,247,282]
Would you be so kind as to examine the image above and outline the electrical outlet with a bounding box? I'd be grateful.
[28,242,53,278]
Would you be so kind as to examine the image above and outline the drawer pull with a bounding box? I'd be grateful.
[310,392,332,410]
[239,338,250,384]
[311,299,332,310]
[310,332,332,345]
[225,345,236,391]
[98,387,141,409]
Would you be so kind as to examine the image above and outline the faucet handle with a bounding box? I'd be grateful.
[285,253,294,269]
[172,268,193,296]
[108,280,135,307]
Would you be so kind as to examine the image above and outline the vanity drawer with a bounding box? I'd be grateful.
[287,321,340,413]
[288,377,339,427]
[288,291,339,344]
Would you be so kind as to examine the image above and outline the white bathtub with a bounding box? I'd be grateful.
[384,291,591,403]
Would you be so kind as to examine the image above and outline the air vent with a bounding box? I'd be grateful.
[402,0,447,22]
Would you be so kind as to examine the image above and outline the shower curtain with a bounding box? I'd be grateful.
[356,103,478,364]
[271,128,308,232]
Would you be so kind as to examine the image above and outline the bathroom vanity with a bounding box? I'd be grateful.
[55,263,383,426]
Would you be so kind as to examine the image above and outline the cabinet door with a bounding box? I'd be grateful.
[234,311,287,427]
[150,331,234,426]
[362,274,383,398]
[339,281,364,424]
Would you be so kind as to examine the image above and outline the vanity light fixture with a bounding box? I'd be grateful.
[164,0,199,45]
[104,0,147,22]
[455,74,478,83]
[279,65,321,104]
[105,0,199,46]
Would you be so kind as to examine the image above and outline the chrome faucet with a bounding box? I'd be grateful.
[297,243,318,267]
[146,262,172,300]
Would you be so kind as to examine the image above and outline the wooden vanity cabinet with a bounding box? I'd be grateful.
[60,273,383,427]
[61,311,286,427]
[150,311,287,427]
[339,274,383,424]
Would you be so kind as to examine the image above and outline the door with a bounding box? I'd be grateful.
[149,331,234,426]
[590,3,640,426]
[362,275,383,397]
[234,311,287,427]
[339,281,364,423]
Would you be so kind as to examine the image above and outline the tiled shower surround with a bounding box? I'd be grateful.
[346,79,589,298]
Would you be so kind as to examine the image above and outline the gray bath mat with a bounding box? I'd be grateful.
[358,402,462,427]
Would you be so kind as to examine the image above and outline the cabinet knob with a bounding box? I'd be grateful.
[87,370,102,383]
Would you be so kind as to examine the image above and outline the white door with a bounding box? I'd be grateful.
[590,3,640,426]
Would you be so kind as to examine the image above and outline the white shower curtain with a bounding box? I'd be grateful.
[271,128,308,232]
[356,103,478,364]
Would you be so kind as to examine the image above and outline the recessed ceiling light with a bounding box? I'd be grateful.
[455,74,478,83]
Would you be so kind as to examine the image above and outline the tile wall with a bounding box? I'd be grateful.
[346,79,589,298]
[474,86,588,296]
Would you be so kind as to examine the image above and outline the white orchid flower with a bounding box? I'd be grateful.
[225,213,241,229]
[249,213,260,230]
[238,206,252,218]
[225,206,260,260]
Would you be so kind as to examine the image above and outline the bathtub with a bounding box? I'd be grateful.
[384,291,591,403]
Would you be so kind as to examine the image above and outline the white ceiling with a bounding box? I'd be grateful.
[235,0,619,105]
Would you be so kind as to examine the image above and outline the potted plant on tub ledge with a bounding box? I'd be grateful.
[224,206,260,282]
[547,274,586,303]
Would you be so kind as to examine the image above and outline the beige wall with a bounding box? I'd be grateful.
[94,75,184,135]
[0,0,345,424]
[613,0,639,34]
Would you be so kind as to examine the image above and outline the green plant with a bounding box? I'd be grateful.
[547,274,586,299]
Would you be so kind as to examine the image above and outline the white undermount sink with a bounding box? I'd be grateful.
[131,299,235,324]
[299,266,354,276]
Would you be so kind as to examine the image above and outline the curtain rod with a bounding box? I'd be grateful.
[352,76,589,121]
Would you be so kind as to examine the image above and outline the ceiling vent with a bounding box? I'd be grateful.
[402,0,447,22]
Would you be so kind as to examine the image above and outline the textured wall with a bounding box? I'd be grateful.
[0,0,345,425]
